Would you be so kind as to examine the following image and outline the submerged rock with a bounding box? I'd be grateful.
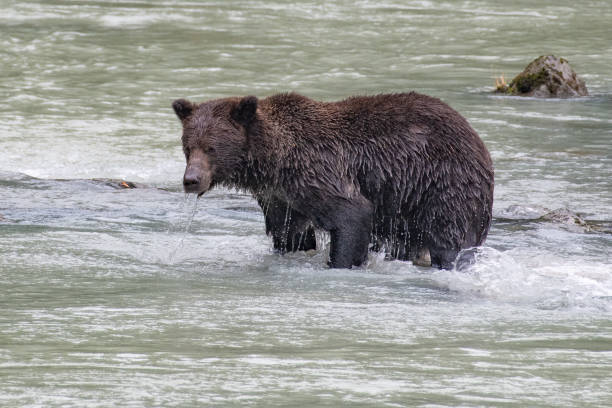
[412,248,432,267]
[495,55,588,98]
[539,208,593,232]
[92,178,140,189]
[496,205,601,233]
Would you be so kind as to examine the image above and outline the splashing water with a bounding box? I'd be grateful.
[430,247,612,311]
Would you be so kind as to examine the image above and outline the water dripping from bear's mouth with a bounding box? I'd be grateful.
[166,193,200,264]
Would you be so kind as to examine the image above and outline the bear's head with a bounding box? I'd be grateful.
[172,96,258,195]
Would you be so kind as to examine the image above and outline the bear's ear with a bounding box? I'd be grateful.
[172,99,193,121]
[231,95,258,126]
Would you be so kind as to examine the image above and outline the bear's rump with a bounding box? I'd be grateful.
[363,170,489,263]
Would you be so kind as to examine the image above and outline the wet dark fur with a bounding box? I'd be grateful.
[174,92,494,269]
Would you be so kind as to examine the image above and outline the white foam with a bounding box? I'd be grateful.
[430,247,612,311]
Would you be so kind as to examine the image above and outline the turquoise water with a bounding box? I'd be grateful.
[1,1,611,406]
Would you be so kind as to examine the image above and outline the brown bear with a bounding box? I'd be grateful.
[172,92,494,269]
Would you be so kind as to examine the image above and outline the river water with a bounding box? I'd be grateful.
[1,1,611,406]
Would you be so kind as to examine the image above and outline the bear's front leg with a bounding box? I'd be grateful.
[257,196,316,253]
[326,198,373,269]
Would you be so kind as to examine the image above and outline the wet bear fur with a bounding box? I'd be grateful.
[173,92,494,269]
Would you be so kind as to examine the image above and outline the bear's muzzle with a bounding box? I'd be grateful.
[183,149,213,195]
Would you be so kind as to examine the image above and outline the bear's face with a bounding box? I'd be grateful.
[173,96,258,195]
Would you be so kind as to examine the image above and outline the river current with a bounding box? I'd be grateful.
[1,1,611,406]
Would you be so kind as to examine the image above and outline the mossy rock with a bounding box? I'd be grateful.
[495,55,588,97]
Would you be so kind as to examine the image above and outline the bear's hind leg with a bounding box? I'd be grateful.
[258,196,316,253]
[272,222,316,253]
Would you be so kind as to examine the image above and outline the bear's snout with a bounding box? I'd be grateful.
[183,149,212,195]
[183,167,201,187]
[183,165,211,195]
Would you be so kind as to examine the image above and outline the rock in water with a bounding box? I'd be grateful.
[539,208,593,232]
[495,55,588,97]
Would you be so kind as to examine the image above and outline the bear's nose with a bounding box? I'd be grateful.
[183,167,201,187]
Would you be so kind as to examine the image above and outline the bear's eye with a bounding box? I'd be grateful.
[205,146,215,154]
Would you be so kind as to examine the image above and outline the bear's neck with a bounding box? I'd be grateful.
[226,93,330,196]
[220,151,270,196]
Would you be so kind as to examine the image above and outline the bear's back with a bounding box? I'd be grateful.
[262,92,485,154]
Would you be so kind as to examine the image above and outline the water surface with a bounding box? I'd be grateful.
[1,1,611,406]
